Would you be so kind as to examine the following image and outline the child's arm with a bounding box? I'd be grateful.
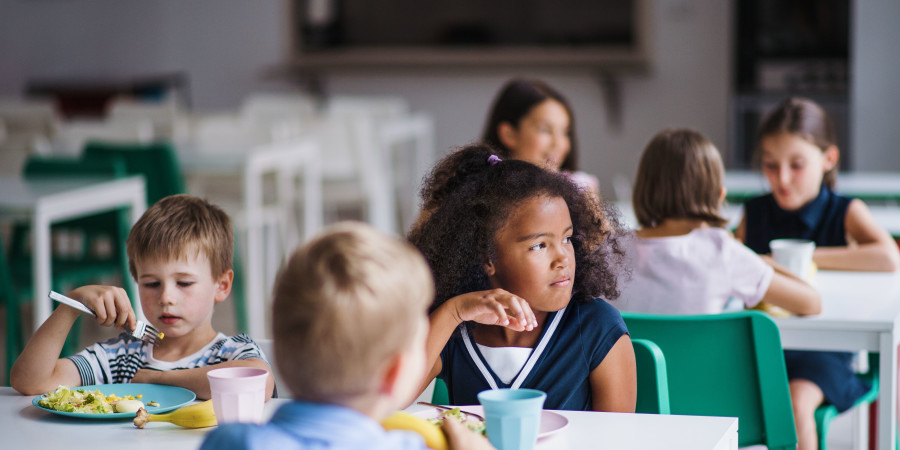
[131,358,276,400]
[759,256,822,315]
[418,289,538,396]
[814,199,900,272]
[10,285,136,394]
[589,335,636,412]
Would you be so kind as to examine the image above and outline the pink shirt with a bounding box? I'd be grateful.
[615,228,773,315]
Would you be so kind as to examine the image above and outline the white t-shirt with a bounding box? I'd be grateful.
[615,228,774,315]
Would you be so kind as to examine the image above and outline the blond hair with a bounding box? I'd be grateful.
[272,222,433,404]
[126,194,233,278]
[632,129,728,228]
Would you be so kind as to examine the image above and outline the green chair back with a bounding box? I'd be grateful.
[621,310,797,450]
[632,338,670,414]
[82,141,185,205]
[432,378,450,405]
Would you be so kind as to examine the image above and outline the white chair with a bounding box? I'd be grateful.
[242,137,322,340]
[0,99,61,174]
[53,119,154,156]
[241,92,319,126]
[106,99,190,145]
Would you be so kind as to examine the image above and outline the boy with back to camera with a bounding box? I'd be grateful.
[201,222,492,450]
[11,194,274,400]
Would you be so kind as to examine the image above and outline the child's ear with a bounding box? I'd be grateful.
[497,122,518,150]
[483,259,496,277]
[213,270,234,303]
[378,353,404,396]
[823,145,840,171]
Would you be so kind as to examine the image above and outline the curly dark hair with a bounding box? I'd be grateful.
[409,144,628,311]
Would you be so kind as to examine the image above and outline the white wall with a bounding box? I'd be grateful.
[321,0,733,198]
[851,0,900,171]
[0,0,287,109]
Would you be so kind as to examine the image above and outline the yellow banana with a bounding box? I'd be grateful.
[381,411,448,450]
[133,400,217,429]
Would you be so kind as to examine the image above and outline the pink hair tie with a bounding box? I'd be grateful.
[487,155,502,165]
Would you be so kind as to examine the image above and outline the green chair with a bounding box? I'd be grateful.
[621,310,797,450]
[81,141,185,205]
[814,353,880,450]
[432,378,450,405]
[632,338,670,414]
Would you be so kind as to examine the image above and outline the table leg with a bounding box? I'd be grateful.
[878,332,898,449]
[32,209,51,330]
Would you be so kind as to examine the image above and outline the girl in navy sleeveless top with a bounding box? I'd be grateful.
[409,144,635,412]
[736,97,900,450]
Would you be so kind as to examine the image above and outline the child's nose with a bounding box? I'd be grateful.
[778,166,792,185]
[160,284,177,304]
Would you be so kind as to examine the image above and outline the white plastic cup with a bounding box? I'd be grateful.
[770,239,816,280]
[207,367,268,424]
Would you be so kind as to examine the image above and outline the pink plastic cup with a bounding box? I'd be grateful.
[207,367,268,424]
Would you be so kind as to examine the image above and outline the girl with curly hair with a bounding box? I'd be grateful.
[409,143,635,411]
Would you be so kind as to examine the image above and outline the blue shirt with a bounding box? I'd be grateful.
[743,186,852,253]
[439,297,628,410]
[200,401,427,450]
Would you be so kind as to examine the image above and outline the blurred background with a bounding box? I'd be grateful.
[1,0,896,197]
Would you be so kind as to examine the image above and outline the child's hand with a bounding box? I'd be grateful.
[66,285,137,332]
[441,415,496,450]
[449,289,537,332]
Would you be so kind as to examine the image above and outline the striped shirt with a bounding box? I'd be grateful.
[67,332,266,385]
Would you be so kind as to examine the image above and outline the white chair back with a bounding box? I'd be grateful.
[53,119,154,156]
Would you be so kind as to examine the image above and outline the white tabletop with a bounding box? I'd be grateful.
[0,176,113,217]
[0,389,738,450]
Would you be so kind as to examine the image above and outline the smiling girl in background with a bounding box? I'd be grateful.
[736,97,900,450]
[482,78,599,195]
[410,144,634,412]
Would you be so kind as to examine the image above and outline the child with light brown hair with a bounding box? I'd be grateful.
[12,194,274,400]
[201,222,491,450]
[615,128,821,315]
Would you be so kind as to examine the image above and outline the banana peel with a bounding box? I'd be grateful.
[381,411,448,450]
[134,400,217,429]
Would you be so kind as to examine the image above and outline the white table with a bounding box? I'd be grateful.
[776,270,900,450]
[726,171,900,201]
[0,389,738,450]
[0,175,147,330]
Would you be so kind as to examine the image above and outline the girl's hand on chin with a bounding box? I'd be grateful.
[450,289,538,331]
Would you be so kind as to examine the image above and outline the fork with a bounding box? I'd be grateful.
[416,401,485,422]
[49,291,164,345]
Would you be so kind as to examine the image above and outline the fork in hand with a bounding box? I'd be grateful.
[49,291,164,345]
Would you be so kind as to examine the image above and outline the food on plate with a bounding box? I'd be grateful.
[134,400,217,429]
[147,401,160,407]
[113,399,145,413]
[37,386,141,414]
[381,411,448,450]
[426,408,486,435]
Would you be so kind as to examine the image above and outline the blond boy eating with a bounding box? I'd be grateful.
[11,194,274,400]
[201,223,490,450]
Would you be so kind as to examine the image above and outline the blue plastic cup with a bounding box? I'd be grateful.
[477,388,546,450]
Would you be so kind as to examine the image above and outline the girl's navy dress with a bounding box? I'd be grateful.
[744,186,871,412]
